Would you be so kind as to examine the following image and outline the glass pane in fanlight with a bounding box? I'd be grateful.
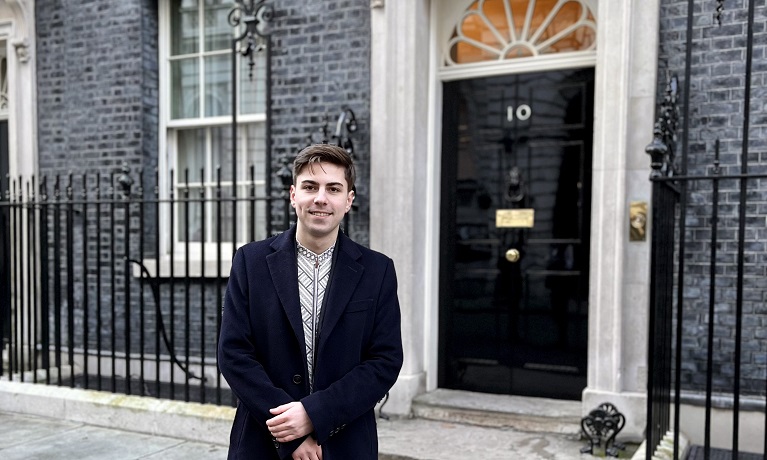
[171,58,200,119]
[205,54,231,117]
[451,39,497,64]
[204,0,234,52]
[240,43,267,115]
[177,185,204,242]
[177,128,206,182]
[537,2,593,52]
[460,13,503,52]
[171,0,199,56]
[480,0,510,42]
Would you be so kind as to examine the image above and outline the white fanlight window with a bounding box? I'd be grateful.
[160,0,268,263]
[442,0,597,77]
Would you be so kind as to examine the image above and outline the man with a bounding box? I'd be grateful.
[219,144,403,460]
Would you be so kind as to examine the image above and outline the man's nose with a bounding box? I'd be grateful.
[314,189,327,204]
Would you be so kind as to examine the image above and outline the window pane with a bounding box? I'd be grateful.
[204,0,233,52]
[210,123,265,181]
[171,58,200,119]
[177,128,206,182]
[240,47,267,115]
[177,186,204,242]
[205,54,231,117]
[171,0,199,56]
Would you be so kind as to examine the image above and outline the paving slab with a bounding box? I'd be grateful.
[0,412,227,460]
[378,417,591,460]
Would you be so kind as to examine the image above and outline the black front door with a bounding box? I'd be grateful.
[439,69,594,400]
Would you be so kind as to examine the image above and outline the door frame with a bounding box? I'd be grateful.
[369,1,659,429]
[436,68,595,398]
[426,1,597,393]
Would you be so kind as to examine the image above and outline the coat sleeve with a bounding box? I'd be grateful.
[300,257,404,444]
[218,247,307,458]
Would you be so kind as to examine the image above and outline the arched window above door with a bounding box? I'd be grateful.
[445,0,597,66]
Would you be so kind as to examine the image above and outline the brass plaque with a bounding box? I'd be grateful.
[496,209,534,228]
[629,201,648,242]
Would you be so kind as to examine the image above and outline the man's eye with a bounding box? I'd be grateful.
[329,187,341,193]
[303,185,315,190]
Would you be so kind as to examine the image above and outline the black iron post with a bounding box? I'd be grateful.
[228,0,273,246]
[277,161,293,231]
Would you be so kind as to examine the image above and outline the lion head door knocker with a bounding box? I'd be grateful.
[506,166,526,203]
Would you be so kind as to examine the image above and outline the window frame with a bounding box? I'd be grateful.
[158,0,269,270]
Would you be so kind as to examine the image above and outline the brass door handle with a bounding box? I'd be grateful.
[505,248,520,263]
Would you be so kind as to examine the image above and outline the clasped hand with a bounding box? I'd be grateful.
[267,401,314,443]
[268,402,320,460]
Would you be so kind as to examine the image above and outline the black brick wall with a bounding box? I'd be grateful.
[29,0,371,396]
[268,0,371,246]
[659,0,767,395]
[36,0,159,179]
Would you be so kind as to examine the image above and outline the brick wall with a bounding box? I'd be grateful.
[36,0,158,178]
[268,0,371,246]
[658,0,767,395]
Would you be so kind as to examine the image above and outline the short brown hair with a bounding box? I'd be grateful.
[293,144,356,192]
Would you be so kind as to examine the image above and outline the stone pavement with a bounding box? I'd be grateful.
[0,409,595,460]
[0,412,593,460]
[0,381,627,460]
[0,411,228,460]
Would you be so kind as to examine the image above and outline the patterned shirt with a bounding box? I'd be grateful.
[296,241,335,392]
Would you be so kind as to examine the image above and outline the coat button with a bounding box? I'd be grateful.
[292,374,303,384]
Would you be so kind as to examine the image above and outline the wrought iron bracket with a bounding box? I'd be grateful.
[580,402,626,457]
[646,72,680,178]
[714,0,724,26]
[228,0,273,80]
[306,107,358,158]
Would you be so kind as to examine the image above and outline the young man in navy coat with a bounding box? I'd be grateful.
[219,144,404,460]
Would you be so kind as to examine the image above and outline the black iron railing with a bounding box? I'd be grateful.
[646,0,767,458]
[0,165,347,407]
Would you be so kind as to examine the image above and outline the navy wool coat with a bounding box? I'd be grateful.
[218,226,403,460]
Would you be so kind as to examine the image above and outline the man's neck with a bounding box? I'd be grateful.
[295,227,339,254]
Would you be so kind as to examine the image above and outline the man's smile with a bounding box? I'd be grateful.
[310,211,332,217]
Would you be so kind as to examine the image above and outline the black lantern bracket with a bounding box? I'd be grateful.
[306,107,358,158]
[645,71,679,178]
[228,0,274,80]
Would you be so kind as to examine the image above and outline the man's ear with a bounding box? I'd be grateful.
[290,184,296,207]
[346,190,355,212]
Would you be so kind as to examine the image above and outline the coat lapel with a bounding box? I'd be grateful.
[318,232,363,352]
[266,227,304,349]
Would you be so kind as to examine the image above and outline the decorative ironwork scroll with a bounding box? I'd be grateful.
[714,0,725,26]
[580,402,626,457]
[306,107,359,158]
[228,0,274,79]
[645,71,680,178]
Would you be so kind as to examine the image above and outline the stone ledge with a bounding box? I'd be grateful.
[412,388,582,435]
[0,380,234,446]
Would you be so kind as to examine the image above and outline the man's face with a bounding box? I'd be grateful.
[290,162,354,246]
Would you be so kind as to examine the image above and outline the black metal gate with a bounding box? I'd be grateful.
[646,0,767,458]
